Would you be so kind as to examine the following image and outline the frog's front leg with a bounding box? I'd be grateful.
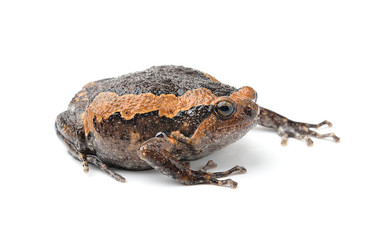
[138,137,246,188]
[258,107,340,146]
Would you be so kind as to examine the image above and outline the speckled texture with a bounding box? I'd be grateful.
[76,65,236,103]
[56,65,339,187]
[91,106,213,169]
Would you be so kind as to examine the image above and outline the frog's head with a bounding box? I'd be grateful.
[211,86,259,135]
[190,86,259,147]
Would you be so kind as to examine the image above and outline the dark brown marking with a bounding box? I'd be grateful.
[83,86,257,136]
[83,88,217,135]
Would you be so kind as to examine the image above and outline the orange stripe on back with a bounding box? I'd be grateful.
[83,88,217,135]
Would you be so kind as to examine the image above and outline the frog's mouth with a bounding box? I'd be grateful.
[216,120,258,132]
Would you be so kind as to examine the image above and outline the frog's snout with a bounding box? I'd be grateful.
[243,100,260,121]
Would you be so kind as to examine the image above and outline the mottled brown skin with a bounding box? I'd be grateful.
[55,65,339,188]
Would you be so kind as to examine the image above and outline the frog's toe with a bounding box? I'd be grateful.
[309,131,340,143]
[79,153,89,173]
[199,161,247,177]
[188,161,246,188]
[280,134,289,146]
[304,136,314,147]
[199,160,217,172]
[210,178,238,189]
[278,122,340,146]
[87,156,126,183]
[306,120,333,128]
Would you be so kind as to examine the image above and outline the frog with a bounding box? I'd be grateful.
[55,65,340,188]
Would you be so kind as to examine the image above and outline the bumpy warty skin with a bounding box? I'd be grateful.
[56,65,338,187]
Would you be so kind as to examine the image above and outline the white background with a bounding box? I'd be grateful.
[1,1,377,239]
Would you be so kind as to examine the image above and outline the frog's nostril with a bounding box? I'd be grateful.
[246,106,254,117]
[245,104,259,120]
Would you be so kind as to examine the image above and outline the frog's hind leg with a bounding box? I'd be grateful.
[65,138,125,182]
[56,111,126,182]
[86,156,126,183]
[67,149,89,173]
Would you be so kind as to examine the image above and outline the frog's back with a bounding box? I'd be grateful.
[69,65,237,111]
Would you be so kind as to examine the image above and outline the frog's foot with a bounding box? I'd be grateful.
[258,107,340,146]
[78,153,89,173]
[64,139,91,173]
[278,120,340,146]
[65,140,126,182]
[139,137,245,188]
[187,168,243,188]
[86,156,126,183]
[67,150,89,173]
[200,160,247,177]
[197,160,247,188]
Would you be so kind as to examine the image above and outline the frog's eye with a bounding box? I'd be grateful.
[253,92,258,102]
[215,101,236,119]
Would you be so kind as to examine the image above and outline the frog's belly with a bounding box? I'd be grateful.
[95,148,153,170]
[91,136,151,170]
[91,132,236,170]
[93,140,204,170]
[96,146,206,170]
[102,153,153,170]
